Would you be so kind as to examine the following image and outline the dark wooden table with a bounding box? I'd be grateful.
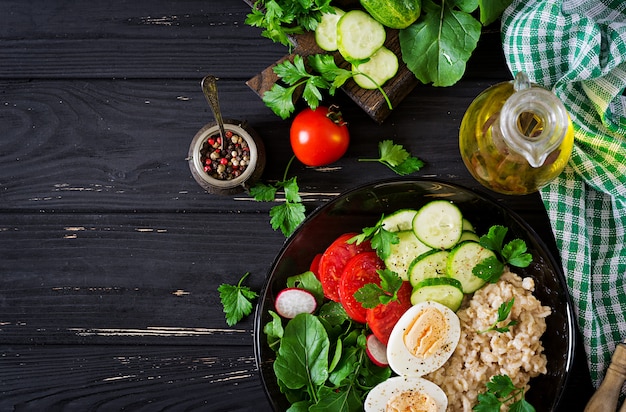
[0,1,595,411]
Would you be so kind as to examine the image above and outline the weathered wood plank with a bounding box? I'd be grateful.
[0,345,268,411]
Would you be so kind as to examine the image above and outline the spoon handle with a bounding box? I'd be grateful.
[584,342,626,412]
[201,75,226,146]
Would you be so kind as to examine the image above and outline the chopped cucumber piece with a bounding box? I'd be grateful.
[459,230,480,243]
[408,249,450,287]
[410,277,464,311]
[412,200,463,249]
[337,10,386,60]
[384,230,432,281]
[381,209,418,232]
[447,241,496,293]
[315,7,345,52]
[352,46,398,89]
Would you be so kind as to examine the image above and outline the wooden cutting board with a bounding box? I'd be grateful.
[244,4,419,124]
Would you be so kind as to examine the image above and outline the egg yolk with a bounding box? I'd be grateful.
[402,307,448,358]
[385,390,438,412]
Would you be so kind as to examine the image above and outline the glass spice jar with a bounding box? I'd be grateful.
[459,72,574,195]
[188,119,265,195]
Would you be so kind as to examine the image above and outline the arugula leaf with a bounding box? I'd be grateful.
[354,269,403,309]
[399,0,482,87]
[217,272,258,326]
[478,298,518,334]
[263,54,391,119]
[473,225,533,283]
[358,140,424,176]
[251,156,306,237]
[473,374,536,412]
[347,214,399,260]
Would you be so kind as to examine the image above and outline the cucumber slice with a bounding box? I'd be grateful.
[407,249,450,287]
[412,200,463,249]
[410,277,464,312]
[337,10,386,60]
[462,218,475,233]
[447,241,496,293]
[383,230,432,281]
[352,46,398,89]
[459,230,480,243]
[315,7,345,52]
[381,209,418,232]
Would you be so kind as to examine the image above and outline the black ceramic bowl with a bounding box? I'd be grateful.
[254,178,575,411]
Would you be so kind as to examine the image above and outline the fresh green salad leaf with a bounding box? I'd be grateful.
[478,298,518,334]
[217,272,258,326]
[250,156,306,237]
[358,140,424,176]
[354,269,403,308]
[473,225,533,283]
[473,374,536,412]
[478,0,513,25]
[347,214,399,260]
[246,0,335,49]
[399,0,481,86]
[274,313,330,391]
[263,54,391,119]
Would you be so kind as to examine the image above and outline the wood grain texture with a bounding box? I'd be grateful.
[0,0,595,410]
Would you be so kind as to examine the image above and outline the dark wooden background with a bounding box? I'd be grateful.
[0,1,594,411]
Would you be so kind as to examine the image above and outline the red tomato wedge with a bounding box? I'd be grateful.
[309,253,322,279]
[366,281,413,345]
[339,251,384,324]
[318,233,372,302]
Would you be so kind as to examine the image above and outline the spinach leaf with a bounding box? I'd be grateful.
[399,0,481,86]
[274,313,330,392]
[478,0,513,25]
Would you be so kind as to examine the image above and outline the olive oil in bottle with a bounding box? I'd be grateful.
[459,72,574,195]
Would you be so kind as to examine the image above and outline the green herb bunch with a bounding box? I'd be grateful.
[263,54,392,119]
[245,0,334,49]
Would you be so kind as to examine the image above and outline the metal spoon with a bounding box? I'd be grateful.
[201,75,226,150]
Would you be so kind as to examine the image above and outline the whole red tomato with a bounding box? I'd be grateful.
[290,106,349,167]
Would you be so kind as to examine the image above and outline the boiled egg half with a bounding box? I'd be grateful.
[386,300,461,377]
[364,375,447,412]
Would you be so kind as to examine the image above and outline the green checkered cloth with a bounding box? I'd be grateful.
[502,0,626,392]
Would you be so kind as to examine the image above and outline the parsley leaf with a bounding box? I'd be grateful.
[250,156,306,237]
[245,0,334,49]
[473,225,533,283]
[478,298,518,334]
[218,272,258,326]
[347,214,399,260]
[358,140,424,176]
[354,269,403,309]
[263,54,391,119]
[473,374,536,412]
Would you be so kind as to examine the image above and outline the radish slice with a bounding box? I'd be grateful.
[275,288,317,319]
[366,334,388,367]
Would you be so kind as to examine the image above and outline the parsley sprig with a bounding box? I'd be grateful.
[358,140,424,176]
[354,269,404,309]
[473,225,533,284]
[478,298,518,334]
[263,54,392,119]
[250,155,306,237]
[245,0,334,49]
[473,374,536,412]
[218,272,259,326]
[347,214,399,260]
